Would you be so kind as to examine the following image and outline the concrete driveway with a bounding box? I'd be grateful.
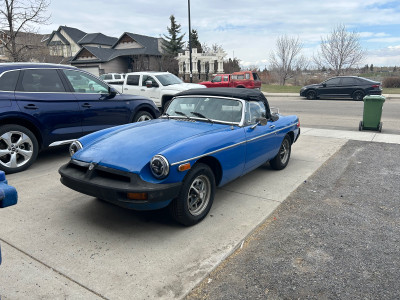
[0,132,347,299]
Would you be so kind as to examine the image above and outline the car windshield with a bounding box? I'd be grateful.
[155,74,183,86]
[165,96,243,124]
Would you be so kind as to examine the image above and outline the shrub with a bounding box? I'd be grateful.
[383,77,400,88]
[304,78,322,85]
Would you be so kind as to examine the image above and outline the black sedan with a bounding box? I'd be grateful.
[300,76,382,100]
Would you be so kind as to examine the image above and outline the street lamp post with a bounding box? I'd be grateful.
[188,0,193,82]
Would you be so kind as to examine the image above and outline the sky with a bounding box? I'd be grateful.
[39,0,400,68]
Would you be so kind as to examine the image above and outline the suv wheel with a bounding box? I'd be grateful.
[0,125,39,174]
[133,111,153,122]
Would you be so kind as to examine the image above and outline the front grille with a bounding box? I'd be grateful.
[96,169,130,183]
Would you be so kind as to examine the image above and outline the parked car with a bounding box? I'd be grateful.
[0,63,160,174]
[111,71,205,110]
[200,71,262,89]
[300,76,382,100]
[99,73,125,85]
[59,88,300,226]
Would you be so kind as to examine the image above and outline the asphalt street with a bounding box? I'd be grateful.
[186,140,400,300]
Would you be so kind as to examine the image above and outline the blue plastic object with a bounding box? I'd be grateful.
[0,170,18,264]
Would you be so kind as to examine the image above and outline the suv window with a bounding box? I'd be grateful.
[126,75,140,86]
[223,76,229,82]
[19,69,66,93]
[104,74,112,80]
[324,78,341,86]
[63,69,108,93]
[252,73,260,81]
[0,70,20,91]
[245,73,250,79]
[114,74,121,79]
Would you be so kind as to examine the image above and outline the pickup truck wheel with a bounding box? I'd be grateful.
[169,163,215,226]
[0,125,39,174]
[133,111,153,122]
[270,135,291,170]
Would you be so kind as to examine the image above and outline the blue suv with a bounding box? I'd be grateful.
[0,63,160,173]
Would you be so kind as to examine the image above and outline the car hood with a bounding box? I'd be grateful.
[73,119,226,172]
[302,83,321,89]
[164,83,206,91]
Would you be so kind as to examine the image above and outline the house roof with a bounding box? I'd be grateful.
[113,32,162,55]
[70,46,115,64]
[60,26,86,43]
[78,33,118,46]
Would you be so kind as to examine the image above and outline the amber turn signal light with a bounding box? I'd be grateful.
[127,192,148,200]
[178,163,191,172]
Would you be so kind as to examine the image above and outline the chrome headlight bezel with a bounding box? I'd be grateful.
[69,140,83,156]
[150,155,170,179]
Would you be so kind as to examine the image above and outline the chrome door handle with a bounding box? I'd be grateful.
[269,125,275,129]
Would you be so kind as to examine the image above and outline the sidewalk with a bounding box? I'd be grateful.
[263,92,400,100]
[186,138,400,300]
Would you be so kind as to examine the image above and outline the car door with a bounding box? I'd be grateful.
[340,77,358,97]
[123,74,141,95]
[61,69,133,135]
[141,75,162,105]
[243,101,280,173]
[319,77,342,97]
[14,68,82,146]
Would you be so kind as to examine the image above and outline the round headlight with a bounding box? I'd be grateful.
[150,155,169,179]
[69,141,83,156]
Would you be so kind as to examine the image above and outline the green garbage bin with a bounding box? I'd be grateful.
[359,95,385,132]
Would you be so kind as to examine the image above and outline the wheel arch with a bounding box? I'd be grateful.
[130,104,158,122]
[0,117,43,149]
[195,156,223,186]
[161,95,174,109]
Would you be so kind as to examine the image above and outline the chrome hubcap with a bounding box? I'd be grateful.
[0,131,33,169]
[187,175,211,216]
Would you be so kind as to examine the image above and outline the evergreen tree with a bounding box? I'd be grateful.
[190,29,202,53]
[162,15,185,56]
[370,64,374,72]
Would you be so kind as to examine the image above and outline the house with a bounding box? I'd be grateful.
[45,26,164,76]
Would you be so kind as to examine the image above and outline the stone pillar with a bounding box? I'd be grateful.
[209,60,215,75]
[192,59,198,74]
[217,59,224,73]
[178,61,184,74]
[200,60,206,74]
[185,59,190,74]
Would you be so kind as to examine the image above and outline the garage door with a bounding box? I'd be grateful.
[79,67,99,77]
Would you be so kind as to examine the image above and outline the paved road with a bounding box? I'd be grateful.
[186,140,400,300]
[267,96,400,135]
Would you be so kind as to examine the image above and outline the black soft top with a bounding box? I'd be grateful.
[175,88,271,118]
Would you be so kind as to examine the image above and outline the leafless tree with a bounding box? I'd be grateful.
[314,24,365,76]
[0,0,50,62]
[269,35,307,85]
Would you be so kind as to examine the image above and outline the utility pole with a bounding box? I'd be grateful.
[188,0,193,82]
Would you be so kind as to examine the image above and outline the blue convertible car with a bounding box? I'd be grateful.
[59,88,300,226]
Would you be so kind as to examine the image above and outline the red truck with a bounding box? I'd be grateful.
[200,71,261,89]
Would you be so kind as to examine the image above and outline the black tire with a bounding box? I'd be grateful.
[353,90,365,101]
[270,135,291,170]
[306,90,317,100]
[169,163,215,226]
[0,124,39,174]
[133,111,153,122]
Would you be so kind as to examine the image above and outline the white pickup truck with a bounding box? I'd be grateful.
[111,72,206,110]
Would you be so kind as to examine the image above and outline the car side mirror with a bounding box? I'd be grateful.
[250,117,268,129]
[108,87,117,98]
[145,80,153,88]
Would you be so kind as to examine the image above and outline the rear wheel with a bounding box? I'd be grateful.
[169,163,215,226]
[270,135,291,170]
[306,90,317,100]
[133,111,153,122]
[353,90,365,101]
[0,125,39,174]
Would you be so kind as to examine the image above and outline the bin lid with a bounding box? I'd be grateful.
[363,95,385,102]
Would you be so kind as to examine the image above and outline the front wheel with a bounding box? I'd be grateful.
[306,90,317,100]
[169,163,215,226]
[133,111,153,122]
[270,135,291,170]
[0,124,39,174]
